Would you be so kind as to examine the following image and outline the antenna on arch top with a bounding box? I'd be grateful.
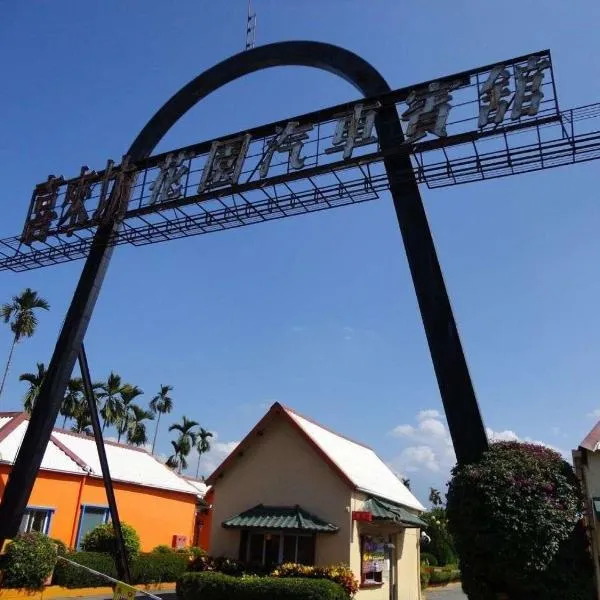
[245,0,257,50]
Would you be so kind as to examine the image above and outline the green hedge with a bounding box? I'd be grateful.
[53,551,189,588]
[177,571,348,600]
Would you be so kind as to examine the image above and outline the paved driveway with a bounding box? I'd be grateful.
[426,583,467,599]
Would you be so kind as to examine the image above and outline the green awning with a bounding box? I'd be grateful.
[363,497,426,528]
[222,504,339,533]
[593,498,600,517]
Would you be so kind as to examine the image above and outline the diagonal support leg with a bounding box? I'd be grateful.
[78,344,131,583]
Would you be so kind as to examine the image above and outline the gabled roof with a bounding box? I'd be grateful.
[0,413,202,497]
[206,402,424,512]
[223,504,339,533]
[580,420,600,452]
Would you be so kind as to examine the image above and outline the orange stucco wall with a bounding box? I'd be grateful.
[0,465,197,552]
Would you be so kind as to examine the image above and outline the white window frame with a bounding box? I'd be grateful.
[244,531,315,565]
[19,506,54,535]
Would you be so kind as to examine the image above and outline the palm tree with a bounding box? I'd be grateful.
[149,384,174,454]
[401,477,411,490]
[98,372,126,431]
[194,427,213,478]
[168,416,198,474]
[71,411,93,436]
[116,385,144,443]
[60,377,103,428]
[126,405,154,446]
[429,487,443,507]
[166,439,190,474]
[0,289,50,402]
[19,362,46,413]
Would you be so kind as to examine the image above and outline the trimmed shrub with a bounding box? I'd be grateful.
[81,523,140,561]
[53,552,117,587]
[447,441,595,600]
[152,544,174,554]
[2,532,58,590]
[420,552,438,566]
[271,563,359,598]
[53,551,189,588]
[177,571,347,600]
[132,552,189,584]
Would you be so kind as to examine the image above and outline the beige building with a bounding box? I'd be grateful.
[207,402,426,600]
[573,422,600,600]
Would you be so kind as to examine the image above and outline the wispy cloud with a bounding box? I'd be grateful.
[588,409,600,419]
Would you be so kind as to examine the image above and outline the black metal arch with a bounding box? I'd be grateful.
[0,41,487,545]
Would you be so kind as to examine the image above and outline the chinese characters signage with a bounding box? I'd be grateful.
[18,51,556,251]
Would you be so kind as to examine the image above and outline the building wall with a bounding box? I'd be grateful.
[81,478,197,551]
[209,415,352,565]
[350,493,421,600]
[0,465,197,552]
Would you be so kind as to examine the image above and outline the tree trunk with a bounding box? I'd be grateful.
[0,334,18,404]
[62,415,68,428]
[195,451,201,479]
[151,412,161,455]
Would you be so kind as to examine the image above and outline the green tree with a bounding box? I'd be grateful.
[126,404,154,446]
[169,416,198,449]
[98,372,127,431]
[116,385,143,442]
[149,384,174,454]
[166,439,190,474]
[420,507,456,566]
[60,378,84,428]
[195,427,213,478]
[0,289,50,402]
[71,409,93,435]
[19,362,46,413]
[429,487,443,507]
[447,441,594,600]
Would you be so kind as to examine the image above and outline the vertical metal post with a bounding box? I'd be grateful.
[78,344,131,583]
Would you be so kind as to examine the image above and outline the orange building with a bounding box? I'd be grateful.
[0,412,209,551]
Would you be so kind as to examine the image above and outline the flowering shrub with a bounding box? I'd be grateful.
[272,563,359,598]
[447,441,594,600]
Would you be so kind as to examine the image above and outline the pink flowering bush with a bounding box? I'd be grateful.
[446,441,593,600]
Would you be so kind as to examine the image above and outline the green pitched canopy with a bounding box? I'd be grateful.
[363,496,426,528]
[222,504,339,533]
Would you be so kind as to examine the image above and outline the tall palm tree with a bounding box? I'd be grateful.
[71,411,93,436]
[195,427,213,479]
[0,289,50,402]
[149,384,174,455]
[429,487,443,507]
[19,362,46,413]
[166,439,190,474]
[98,372,126,431]
[60,377,83,428]
[168,416,198,474]
[116,385,144,442]
[126,405,154,446]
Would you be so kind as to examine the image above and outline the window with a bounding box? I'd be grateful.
[76,505,110,549]
[19,507,53,535]
[240,532,315,566]
[361,535,386,585]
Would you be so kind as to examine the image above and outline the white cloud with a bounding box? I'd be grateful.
[197,440,240,478]
[417,409,441,421]
[389,410,564,482]
[588,409,600,419]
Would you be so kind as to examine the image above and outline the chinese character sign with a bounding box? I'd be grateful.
[18,51,555,248]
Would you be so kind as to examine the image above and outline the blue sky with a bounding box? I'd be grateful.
[1,1,600,502]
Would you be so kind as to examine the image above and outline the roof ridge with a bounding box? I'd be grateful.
[280,403,374,451]
[0,413,28,443]
[49,433,91,472]
[52,426,149,453]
